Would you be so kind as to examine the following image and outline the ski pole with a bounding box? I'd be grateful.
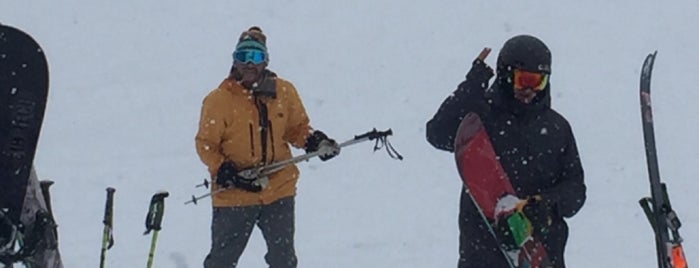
[255,128,401,176]
[144,191,169,268]
[186,128,402,205]
[100,187,115,268]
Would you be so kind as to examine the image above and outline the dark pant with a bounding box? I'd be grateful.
[203,197,297,268]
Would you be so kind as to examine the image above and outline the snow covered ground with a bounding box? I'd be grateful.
[2,0,698,267]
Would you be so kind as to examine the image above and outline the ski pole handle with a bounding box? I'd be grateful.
[100,187,116,268]
[103,187,115,228]
[144,191,169,268]
[144,191,169,235]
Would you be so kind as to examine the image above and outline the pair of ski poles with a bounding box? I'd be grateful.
[99,128,402,267]
[100,188,169,268]
[185,128,402,205]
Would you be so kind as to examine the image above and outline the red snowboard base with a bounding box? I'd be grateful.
[455,112,552,268]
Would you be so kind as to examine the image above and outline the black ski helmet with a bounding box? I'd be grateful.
[496,35,551,74]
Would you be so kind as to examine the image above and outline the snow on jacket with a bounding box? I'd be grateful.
[195,74,312,207]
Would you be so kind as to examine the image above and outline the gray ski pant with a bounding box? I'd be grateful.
[203,196,297,268]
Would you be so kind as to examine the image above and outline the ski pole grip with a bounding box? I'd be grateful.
[144,191,169,234]
[151,191,169,203]
[103,187,116,226]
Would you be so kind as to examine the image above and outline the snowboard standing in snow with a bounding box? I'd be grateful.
[0,23,49,225]
[637,51,688,268]
[0,23,62,267]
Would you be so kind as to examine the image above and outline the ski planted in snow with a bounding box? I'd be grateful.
[638,51,688,268]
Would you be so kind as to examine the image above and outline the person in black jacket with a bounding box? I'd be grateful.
[426,35,586,268]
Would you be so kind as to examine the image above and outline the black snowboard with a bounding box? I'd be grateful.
[0,24,49,224]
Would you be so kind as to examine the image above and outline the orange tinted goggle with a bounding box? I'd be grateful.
[513,69,549,91]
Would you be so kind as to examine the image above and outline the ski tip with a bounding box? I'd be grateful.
[106,187,116,193]
[641,52,657,81]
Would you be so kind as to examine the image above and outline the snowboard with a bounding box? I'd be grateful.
[0,23,49,224]
[454,112,552,268]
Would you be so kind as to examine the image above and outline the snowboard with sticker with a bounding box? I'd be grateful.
[454,112,552,268]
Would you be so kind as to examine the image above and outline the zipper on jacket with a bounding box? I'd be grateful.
[255,97,270,164]
[248,123,255,157]
[268,122,276,162]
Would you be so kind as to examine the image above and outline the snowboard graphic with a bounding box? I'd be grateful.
[454,112,552,268]
[0,23,50,223]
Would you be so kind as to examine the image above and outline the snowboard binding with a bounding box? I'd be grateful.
[0,208,57,266]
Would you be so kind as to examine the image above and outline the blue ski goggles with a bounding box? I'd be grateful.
[233,49,268,64]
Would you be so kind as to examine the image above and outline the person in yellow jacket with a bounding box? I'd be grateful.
[195,26,340,268]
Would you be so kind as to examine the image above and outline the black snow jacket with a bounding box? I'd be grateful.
[426,59,586,268]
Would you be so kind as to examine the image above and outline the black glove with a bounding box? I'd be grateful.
[305,130,340,161]
[216,162,262,192]
[466,58,495,81]
[522,197,556,236]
